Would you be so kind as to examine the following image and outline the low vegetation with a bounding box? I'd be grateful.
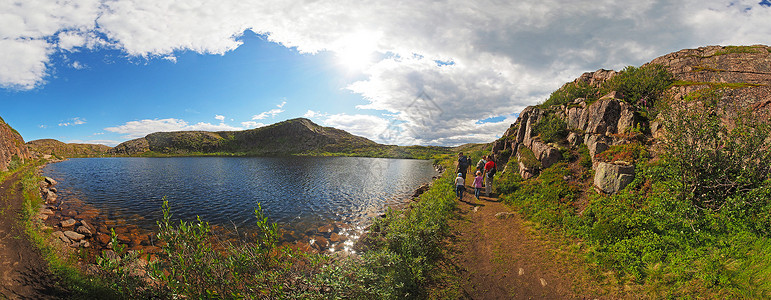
[497,88,771,298]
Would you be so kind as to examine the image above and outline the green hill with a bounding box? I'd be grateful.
[26,139,112,158]
[109,117,451,159]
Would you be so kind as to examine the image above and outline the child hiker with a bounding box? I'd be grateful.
[473,170,484,200]
[455,173,465,199]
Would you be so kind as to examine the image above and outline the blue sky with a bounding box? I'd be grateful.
[1,0,769,146]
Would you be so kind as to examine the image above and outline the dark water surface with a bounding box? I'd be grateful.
[43,157,437,243]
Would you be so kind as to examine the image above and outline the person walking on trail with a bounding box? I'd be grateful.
[473,170,484,201]
[455,173,465,199]
[484,156,497,197]
[456,152,471,179]
[476,155,487,173]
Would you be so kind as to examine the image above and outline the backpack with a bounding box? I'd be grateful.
[487,162,497,177]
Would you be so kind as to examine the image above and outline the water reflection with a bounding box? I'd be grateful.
[43,156,437,246]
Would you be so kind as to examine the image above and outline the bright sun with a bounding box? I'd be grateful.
[336,32,378,71]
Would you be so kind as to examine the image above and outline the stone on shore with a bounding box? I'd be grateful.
[76,226,92,236]
[52,231,71,244]
[44,177,58,186]
[61,219,77,227]
[64,230,85,241]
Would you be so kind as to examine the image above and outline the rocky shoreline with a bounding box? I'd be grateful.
[33,161,444,265]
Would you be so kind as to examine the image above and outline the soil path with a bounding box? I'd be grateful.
[0,171,66,299]
[447,176,596,299]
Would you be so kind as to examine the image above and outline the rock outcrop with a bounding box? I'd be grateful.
[0,116,31,171]
[491,45,771,194]
[594,162,635,194]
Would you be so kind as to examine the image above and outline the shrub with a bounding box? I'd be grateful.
[594,143,648,164]
[659,89,771,211]
[600,64,674,107]
[517,146,541,169]
[496,158,522,195]
[532,114,568,143]
[540,81,598,108]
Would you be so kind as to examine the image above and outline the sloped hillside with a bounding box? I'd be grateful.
[0,116,31,171]
[109,118,381,156]
[26,139,112,158]
[487,45,771,297]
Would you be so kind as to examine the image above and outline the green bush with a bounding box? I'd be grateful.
[532,114,568,143]
[540,80,598,107]
[496,158,522,195]
[594,143,647,164]
[600,64,674,107]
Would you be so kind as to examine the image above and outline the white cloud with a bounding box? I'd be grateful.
[303,110,323,118]
[215,115,225,122]
[70,61,86,70]
[58,117,86,127]
[67,139,122,147]
[252,108,284,120]
[241,121,265,128]
[3,0,771,144]
[105,118,243,139]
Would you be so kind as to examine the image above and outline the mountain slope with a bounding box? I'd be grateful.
[0,117,31,171]
[26,139,112,158]
[108,118,441,158]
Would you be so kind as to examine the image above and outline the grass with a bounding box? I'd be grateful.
[673,80,765,89]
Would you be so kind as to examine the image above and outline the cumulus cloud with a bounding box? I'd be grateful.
[241,121,265,128]
[58,117,86,127]
[3,0,771,144]
[303,110,323,118]
[104,118,244,139]
[215,115,225,122]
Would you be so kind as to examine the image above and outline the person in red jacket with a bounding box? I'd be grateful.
[483,156,496,197]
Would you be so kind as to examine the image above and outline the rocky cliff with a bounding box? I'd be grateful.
[26,139,112,158]
[492,45,771,193]
[109,118,381,156]
[0,117,31,171]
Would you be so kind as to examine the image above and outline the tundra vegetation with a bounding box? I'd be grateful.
[500,65,771,298]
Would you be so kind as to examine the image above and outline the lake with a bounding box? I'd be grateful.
[42,156,437,251]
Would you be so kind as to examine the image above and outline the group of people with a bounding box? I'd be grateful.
[454,152,496,201]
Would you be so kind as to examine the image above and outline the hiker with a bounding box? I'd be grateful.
[456,152,471,179]
[455,173,465,199]
[473,170,484,200]
[484,156,497,197]
[476,155,487,173]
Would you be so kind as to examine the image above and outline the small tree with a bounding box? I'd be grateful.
[660,89,771,211]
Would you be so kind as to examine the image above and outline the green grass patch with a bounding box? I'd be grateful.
[673,80,764,89]
[518,146,541,169]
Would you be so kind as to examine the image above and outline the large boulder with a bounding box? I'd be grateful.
[594,162,635,194]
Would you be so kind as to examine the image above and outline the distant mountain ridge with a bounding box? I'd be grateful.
[109,118,447,158]
[26,139,112,158]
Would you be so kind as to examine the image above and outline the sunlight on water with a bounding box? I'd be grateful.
[43,156,437,252]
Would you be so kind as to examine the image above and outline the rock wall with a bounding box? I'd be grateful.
[0,117,31,171]
[491,45,771,194]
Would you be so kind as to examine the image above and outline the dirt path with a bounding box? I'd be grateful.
[447,177,597,299]
[0,171,65,299]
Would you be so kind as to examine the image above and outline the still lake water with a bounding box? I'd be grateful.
[42,156,437,238]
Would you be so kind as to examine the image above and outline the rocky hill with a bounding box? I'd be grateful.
[0,117,31,171]
[491,45,771,193]
[26,139,112,158]
[109,118,408,157]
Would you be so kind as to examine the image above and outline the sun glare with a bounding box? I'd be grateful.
[335,32,378,71]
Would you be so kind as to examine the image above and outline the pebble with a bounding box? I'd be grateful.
[61,219,77,227]
[494,212,515,219]
[64,230,85,241]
